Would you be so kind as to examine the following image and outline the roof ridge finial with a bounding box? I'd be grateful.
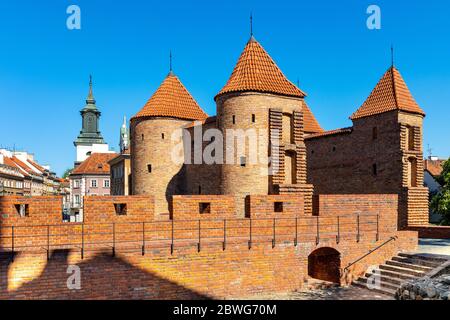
[250,12,253,37]
[391,44,395,68]
[86,74,96,104]
[168,50,175,76]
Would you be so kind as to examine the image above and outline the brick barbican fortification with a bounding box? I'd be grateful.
[0,37,433,299]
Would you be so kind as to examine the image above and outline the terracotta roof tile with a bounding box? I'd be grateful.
[305,127,353,140]
[184,116,217,129]
[424,159,445,177]
[216,37,306,99]
[351,67,425,120]
[3,156,18,168]
[71,153,118,175]
[132,73,208,121]
[303,103,323,134]
[10,157,35,176]
[27,159,46,173]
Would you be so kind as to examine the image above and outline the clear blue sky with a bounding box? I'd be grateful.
[0,0,449,176]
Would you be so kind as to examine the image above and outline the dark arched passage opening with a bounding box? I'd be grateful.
[308,247,341,284]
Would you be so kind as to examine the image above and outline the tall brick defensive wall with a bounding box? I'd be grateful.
[0,195,418,300]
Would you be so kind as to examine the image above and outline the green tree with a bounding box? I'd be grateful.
[62,168,73,179]
[431,159,450,225]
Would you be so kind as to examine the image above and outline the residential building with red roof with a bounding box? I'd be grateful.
[69,152,118,221]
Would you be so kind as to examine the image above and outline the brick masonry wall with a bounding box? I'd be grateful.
[0,230,417,300]
[83,195,154,223]
[246,194,304,218]
[305,111,429,228]
[131,117,190,216]
[216,92,305,216]
[0,196,63,226]
[407,226,450,239]
[171,195,236,220]
[0,195,420,299]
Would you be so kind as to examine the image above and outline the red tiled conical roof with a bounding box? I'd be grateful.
[303,103,324,134]
[351,67,425,120]
[132,73,208,121]
[216,37,306,99]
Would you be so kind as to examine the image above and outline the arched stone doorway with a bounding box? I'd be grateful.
[308,247,341,284]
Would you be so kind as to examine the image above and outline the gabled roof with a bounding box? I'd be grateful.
[132,73,208,121]
[71,153,118,175]
[351,67,425,120]
[216,37,306,99]
[10,156,35,177]
[305,127,353,140]
[303,103,324,134]
[424,159,445,178]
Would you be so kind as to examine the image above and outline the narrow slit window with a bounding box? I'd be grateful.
[199,202,211,214]
[15,204,29,217]
[147,164,152,173]
[198,185,202,194]
[114,203,127,215]
[274,202,283,213]
[240,156,246,167]
[252,114,256,123]
[372,164,378,176]
[141,134,144,141]
[161,133,165,139]
[232,115,236,124]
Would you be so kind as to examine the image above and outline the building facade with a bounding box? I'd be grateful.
[109,117,131,196]
[69,152,117,221]
[0,149,64,196]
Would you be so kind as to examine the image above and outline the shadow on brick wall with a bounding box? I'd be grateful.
[0,249,210,300]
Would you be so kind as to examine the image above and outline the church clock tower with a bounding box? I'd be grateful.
[74,76,110,165]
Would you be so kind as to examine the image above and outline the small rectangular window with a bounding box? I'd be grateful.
[114,203,127,215]
[147,164,152,173]
[104,180,110,188]
[199,202,211,214]
[373,164,378,176]
[240,156,246,167]
[252,114,256,123]
[232,115,236,124]
[91,180,97,188]
[274,202,283,213]
[162,133,165,139]
[15,204,29,217]
[198,185,202,194]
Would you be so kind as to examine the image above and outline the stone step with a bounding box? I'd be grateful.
[352,280,397,296]
[355,276,399,291]
[364,272,404,286]
[385,260,433,273]
[377,269,417,281]
[398,253,449,263]
[392,256,442,269]
[379,264,425,277]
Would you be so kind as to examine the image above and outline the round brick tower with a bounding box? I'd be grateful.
[131,71,207,216]
[215,36,307,216]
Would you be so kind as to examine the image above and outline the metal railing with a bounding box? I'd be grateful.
[343,235,398,272]
[0,213,381,261]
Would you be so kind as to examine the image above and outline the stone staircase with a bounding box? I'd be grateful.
[353,253,449,296]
